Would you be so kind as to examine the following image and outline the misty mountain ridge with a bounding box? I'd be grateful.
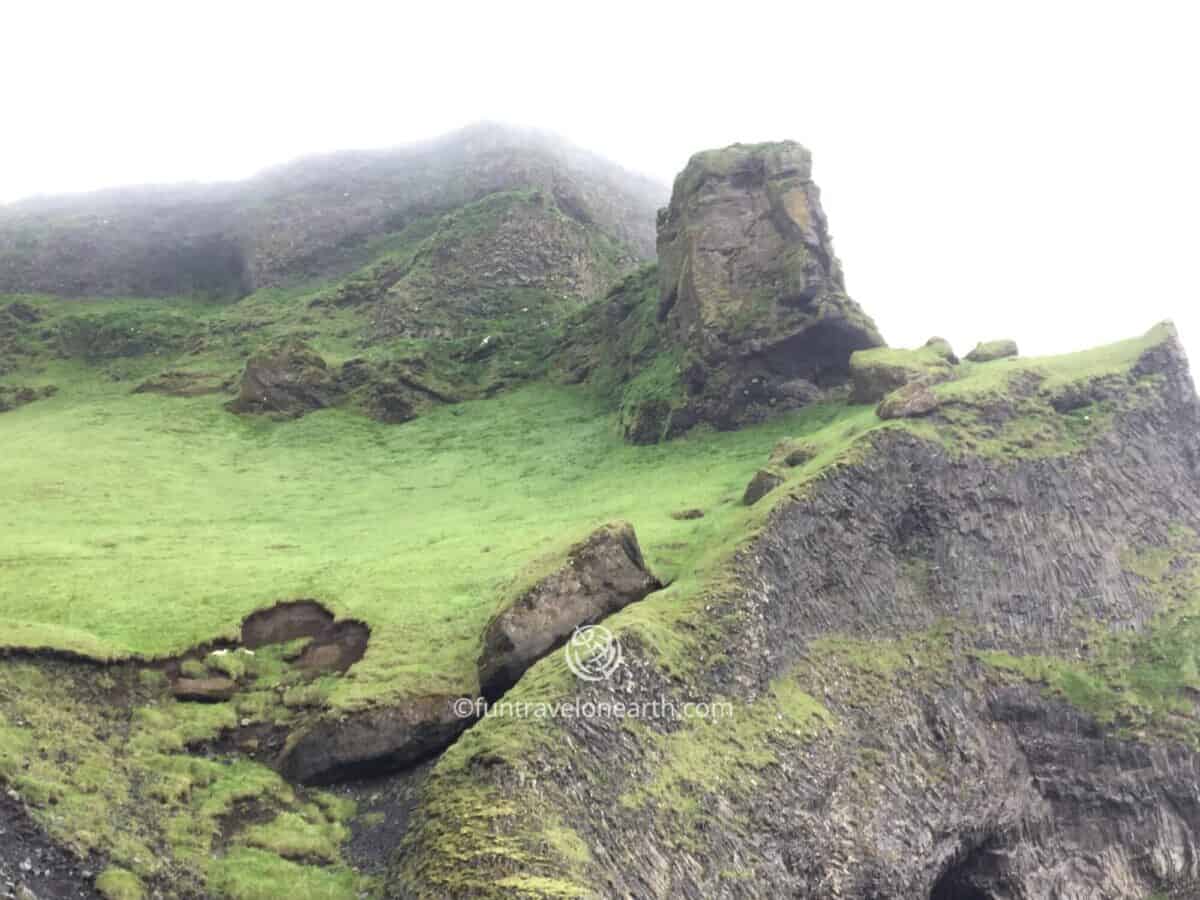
[0,122,667,299]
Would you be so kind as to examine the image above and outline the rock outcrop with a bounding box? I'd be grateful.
[559,142,886,442]
[849,345,958,404]
[651,142,884,432]
[477,522,661,700]
[226,340,339,418]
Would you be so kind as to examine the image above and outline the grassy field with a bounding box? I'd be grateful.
[0,310,1175,706]
[0,357,845,706]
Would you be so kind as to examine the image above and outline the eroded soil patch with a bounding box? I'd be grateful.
[0,789,101,899]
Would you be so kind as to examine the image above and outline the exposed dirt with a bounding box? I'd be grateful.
[0,786,101,899]
[331,760,435,875]
[241,600,370,675]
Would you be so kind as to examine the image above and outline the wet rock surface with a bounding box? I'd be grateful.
[477,522,662,701]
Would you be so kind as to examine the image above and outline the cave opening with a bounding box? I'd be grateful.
[929,843,1000,900]
[762,318,880,385]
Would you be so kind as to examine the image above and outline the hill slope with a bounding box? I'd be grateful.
[2,136,1199,900]
[0,122,664,298]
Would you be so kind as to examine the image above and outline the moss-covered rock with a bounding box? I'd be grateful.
[477,522,661,700]
[849,345,957,404]
[743,468,785,505]
[966,339,1019,362]
[876,381,942,419]
[769,437,818,467]
[227,340,340,418]
[651,141,884,434]
[923,336,959,364]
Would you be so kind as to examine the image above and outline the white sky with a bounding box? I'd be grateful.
[2,0,1197,361]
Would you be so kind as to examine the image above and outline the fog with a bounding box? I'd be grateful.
[3,0,1196,360]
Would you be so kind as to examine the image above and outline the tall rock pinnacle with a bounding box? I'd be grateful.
[655,141,884,430]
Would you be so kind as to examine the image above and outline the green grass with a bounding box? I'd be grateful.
[95,867,146,900]
[0,361,860,706]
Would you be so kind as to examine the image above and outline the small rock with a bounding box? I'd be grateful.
[769,438,817,468]
[671,508,705,520]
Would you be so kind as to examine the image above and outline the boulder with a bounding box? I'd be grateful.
[652,142,884,431]
[477,522,661,700]
[966,340,1019,363]
[923,336,959,365]
[743,468,785,506]
[226,340,339,418]
[850,346,957,405]
[277,695,470,784]
[172,677,237,703]
[877,381,942,420]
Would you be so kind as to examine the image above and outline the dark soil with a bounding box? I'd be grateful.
[330,760,434,874]
[0,790,100,899]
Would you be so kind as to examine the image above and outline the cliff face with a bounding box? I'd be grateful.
[0,123,664,299]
